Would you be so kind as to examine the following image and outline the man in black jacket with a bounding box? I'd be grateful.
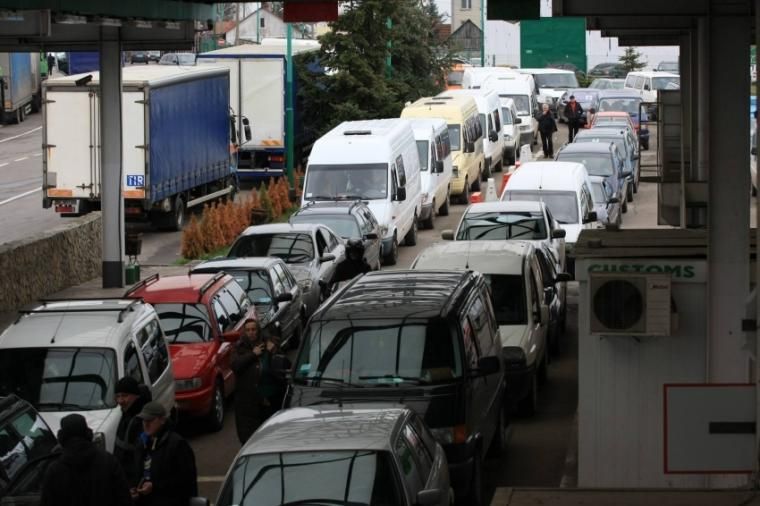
[132,402,198,506]
[40,413,132,506]
[537,104,558,158]
[565,95,584,142]
[113,376,149,483]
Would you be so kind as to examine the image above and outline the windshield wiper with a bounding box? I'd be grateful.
[305,195,338,201]
[358,374,429,385]
[280,501,364,506]
[297,376,363,388]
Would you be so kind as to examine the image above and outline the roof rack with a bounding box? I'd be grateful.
[17,297,144,324]
[124,272,160,297]
[343,130,372,136]
[198,271,227,301]
[423,101,446,106]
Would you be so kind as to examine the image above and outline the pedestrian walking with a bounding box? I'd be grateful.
[231,318,283,444]
[46,53,55,72]
[565,95,584,142]
[40,413,132,506]
[132,401,198,506]
[537,104,558,158]
[113,376,149,483]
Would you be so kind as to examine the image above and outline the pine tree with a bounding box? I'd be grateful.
[619,47,647,72]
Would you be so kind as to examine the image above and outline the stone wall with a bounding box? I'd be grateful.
[0,213,102,311]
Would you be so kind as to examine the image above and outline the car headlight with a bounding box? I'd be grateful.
[93,432,106,450]
[175,377,203,392]
[452,166,459,177]
[298,279,313,292]
[430,424,468,445]
[502,346,527,368]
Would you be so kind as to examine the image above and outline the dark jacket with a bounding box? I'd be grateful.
[113,394,148,483]
[231,337,263,396]
[537,112,557,134]
[333,257,372,284]
[40,437,132,506]
[133,424,198,506]
[565,101,585,123]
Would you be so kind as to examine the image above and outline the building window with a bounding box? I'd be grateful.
[461,0,472,8]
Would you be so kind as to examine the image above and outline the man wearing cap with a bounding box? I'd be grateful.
[40,413,132,506]
[113,376,149,483]
[132,401,198,506]
[565,95,584,142]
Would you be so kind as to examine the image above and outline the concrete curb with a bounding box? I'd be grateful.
[560,411,579,488]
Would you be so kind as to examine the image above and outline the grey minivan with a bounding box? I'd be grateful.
[216,404,452,506]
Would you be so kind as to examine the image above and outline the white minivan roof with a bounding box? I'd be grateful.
[505,161,589,192]
[309,118,414,164]
[436,88,499,113]
[407,118,447,140]
[413,240,530,275]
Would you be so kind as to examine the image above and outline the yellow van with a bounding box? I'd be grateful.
[401,96,484,204]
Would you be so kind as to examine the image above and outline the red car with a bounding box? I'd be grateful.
[126,272,257,431]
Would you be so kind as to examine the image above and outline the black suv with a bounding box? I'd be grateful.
[286,270,506,506]
[290,200,382,271]
[0,395,59,503]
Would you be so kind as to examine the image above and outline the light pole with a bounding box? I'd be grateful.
[480,0,485,66]
[285,23,295,186]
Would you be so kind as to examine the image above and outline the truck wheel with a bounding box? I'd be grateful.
[421,202,434,229]
[15,108,23,124]
[382,234,398,266]
[459,181,470,205]
[404,215,418,246]
[482,158,492,180]
[154,197,186,231]
[439,190,450,216]
[471,172,481,192]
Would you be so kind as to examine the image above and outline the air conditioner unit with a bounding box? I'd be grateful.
[589,273,672,336]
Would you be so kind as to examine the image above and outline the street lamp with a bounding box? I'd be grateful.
[480,0,485,66]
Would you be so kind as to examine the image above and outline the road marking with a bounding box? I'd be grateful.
[13,156,28,162]
[0,186,41,206]
[198,476,225,483]
[0,163,7,168]
[32,153,41,157]
[0,126,41,144]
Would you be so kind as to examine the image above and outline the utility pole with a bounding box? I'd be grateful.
[480,0,485,66]
[256,1,260,43]
[234,2,241,45]
[285,23,295,186]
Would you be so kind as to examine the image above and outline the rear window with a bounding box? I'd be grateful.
[229,233,315,264]
[291,215,360,239]
[456,211,547,240]
[503,190,579,224]
[483,274,527,325]
[556,152,614,177]
[294,318,463,386]
[153,303,213,343]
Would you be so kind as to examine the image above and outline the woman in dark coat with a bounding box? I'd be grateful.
[537,103,558,158]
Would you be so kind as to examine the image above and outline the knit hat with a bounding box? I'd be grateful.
[57,413,93,445]
[115,376,141,396]
[137,401,168,420]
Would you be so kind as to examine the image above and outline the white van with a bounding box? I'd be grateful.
[462,66,518,90]
[516,68,579,113]
[501,161,597,273]
[303,119,422,266]
[408,118,453,229]
[624,71,680,108]
[482,73,538,150]
[436,88,506,177]
[0,299,176,453]
[499,98,520,165]
[411,240,549,414]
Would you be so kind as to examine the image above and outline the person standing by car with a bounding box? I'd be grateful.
[565,95,584,142]
[231,318,279,444]
[40,414,132,506]
[132,402,198,506]
[584,107,597,129]
[538,104,558,158]
[333,238,372,284]
[113,376,149,483]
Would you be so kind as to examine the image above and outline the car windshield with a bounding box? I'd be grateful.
[229,270,273,306]
[598,98,641,114]
[229,233,315,264]
[557,153,613,176]
[500,107,514,125]
[0,347,117,411]
[217,451,396,506]
[292,215,361,239]
[294,318,463,386]
[652,76,679,90]
[483,274,527,325]
[304,164,387,201]
[500,95,530,115]
[447,124,462,151]
[503,190,579,224]
[535,73,578,88]
[447,70,464,85]
[456,211,547,240]
[416,140,429,171]
[154,303,214,343]
[568,91,597,106]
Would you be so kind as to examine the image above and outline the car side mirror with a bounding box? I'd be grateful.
[394,186,407,201]
[584,211,598,224]
[514,117,522,124]
[608,197,620,204]
[434,160,444,173]
[275,292,293,303]
[550,228,566,239]
[222,330,241,343]
[320,253,336,263]
[473,355,500,376]
[364,232,379,240]
[489,131,499,142]
[555,272,573,283]
[441,229,454,240]
[416,488,443,505]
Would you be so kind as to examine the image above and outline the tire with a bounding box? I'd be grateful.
[404,215,418,246]
[622,198,628,214]
[487,406,508,459]
[508,151,516,166]
[626,185,633,203]
[482,159,492,180]
[170,197,186,231]
[517,372,538,416]
[206,381,225,432]
[421,204,434,230]
[468,452,484,506]
[494,160,503,173]
[382,234,398,266]
[471,172,481,192]
[439,190,450,216]
[458,180,470,205]
[15,108,22,124]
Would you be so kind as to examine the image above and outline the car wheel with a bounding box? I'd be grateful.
[421,203,434,230]
[404,215,418,246]
[622,198,628,214]
[206,381,225,432]
[439,190,450,216]
[468,451,484,506]
[471,172,481,192]
[458,180,470,205]
[482,159,492,180]
[517,372,538,417]
[487,406,508,458]
[494,159,503,173]
[382,234,398,266]
[626,185,633,203]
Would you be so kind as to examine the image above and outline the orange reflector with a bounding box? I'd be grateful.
[123,189,145,199]
[47,189,73,197]
[453,424,468,444]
